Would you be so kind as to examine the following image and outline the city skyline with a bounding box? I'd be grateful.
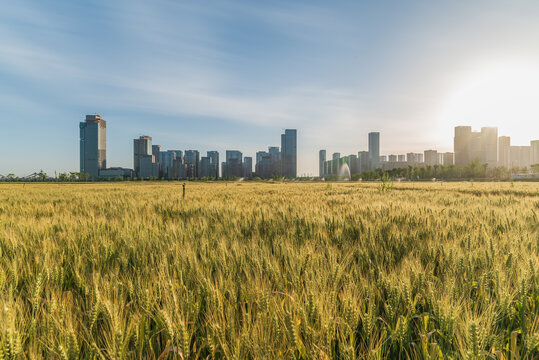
[2,1,539,176]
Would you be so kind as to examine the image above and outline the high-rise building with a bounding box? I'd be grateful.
[139,154,158,179]
[199,156,211,178]
[454,126,472,166]
[358,151,369,173]
[380,155,387,163]
[152,145,161,177]
[159,150,178,179]
[368,132,380,170]
[319,150,326,177]
[268,146,281,176]
[256,151,272,178]
[443,152,454,166]
[80,115,106,178]
[184,150,200,178]
[388,154,397,162]
[424,150,438,166]
[510,146,531,169]
[481,127,498,168]
[134,136,152,177]
[281,129,297,177]
[207,151,219,178]
[243,157,253,177]
[454,126,499,167]
[531,140,539,166]
[498,136,511,168]
[398,154,406,162]
[224,150,243,177]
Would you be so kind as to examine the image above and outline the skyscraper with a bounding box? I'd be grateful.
[198,156,211,178]
[243,157,253,177]
[184,150,200,178]
[454,126,472,166]
[224,150,243,177]
[281,129,297,177]
[152,145,161,177]
[368,132,380,171]
[207,151,219,178]
[80,115,106,178]
[481,127,498,168]
[255,151,272,178]
[498,136,511,168]
[319,150,326,177]
[134,136,152,177]
[454,126,499,167]
[268,146,281,176]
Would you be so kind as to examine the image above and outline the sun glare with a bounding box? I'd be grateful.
[437,62,539,142]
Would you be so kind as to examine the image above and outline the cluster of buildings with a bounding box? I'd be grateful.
[319,126,539,178]
[454,126,539,169]
[319,132,455,177]
[80,115,297,179]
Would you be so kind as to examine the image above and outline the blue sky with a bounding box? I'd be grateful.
[1,0,539,176]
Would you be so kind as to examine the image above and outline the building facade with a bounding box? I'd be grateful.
[243,157,253,177]
[134,136,152,177]
[368,132,380,170]
[80,115,106,178]
[424,150,439,166]
[281,129,297,177]
[319,150,326,177]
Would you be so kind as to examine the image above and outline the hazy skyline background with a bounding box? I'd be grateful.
[1,0,539,176]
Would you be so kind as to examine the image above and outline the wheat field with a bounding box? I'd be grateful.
[0,181,537,359]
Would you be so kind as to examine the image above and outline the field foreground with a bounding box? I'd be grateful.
[0,182,537,359]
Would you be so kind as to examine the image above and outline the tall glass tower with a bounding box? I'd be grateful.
[281,129,297,177]
[80,115,106,178]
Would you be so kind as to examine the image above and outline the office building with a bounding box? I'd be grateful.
[243,157,253,177]
[138,154,159,179]
[207,151,219,178]
[319,150,326,177]
[424,150,438,166]
[134,136,152,177]
[255,151,272,178]
[199,156,211,178]
[184,150,199,178]
[224,150,243,177]
[159,150,180,179]
[268,146,281,176]
[368,132,380,170]
[498,137,511,168]
[80,115,106,178]
[281,129,297,177]
[152,145,161,177]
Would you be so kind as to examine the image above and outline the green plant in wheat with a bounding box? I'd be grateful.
[0,181,537,359]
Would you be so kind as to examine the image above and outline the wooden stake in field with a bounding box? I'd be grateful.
[182,183,186,199]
